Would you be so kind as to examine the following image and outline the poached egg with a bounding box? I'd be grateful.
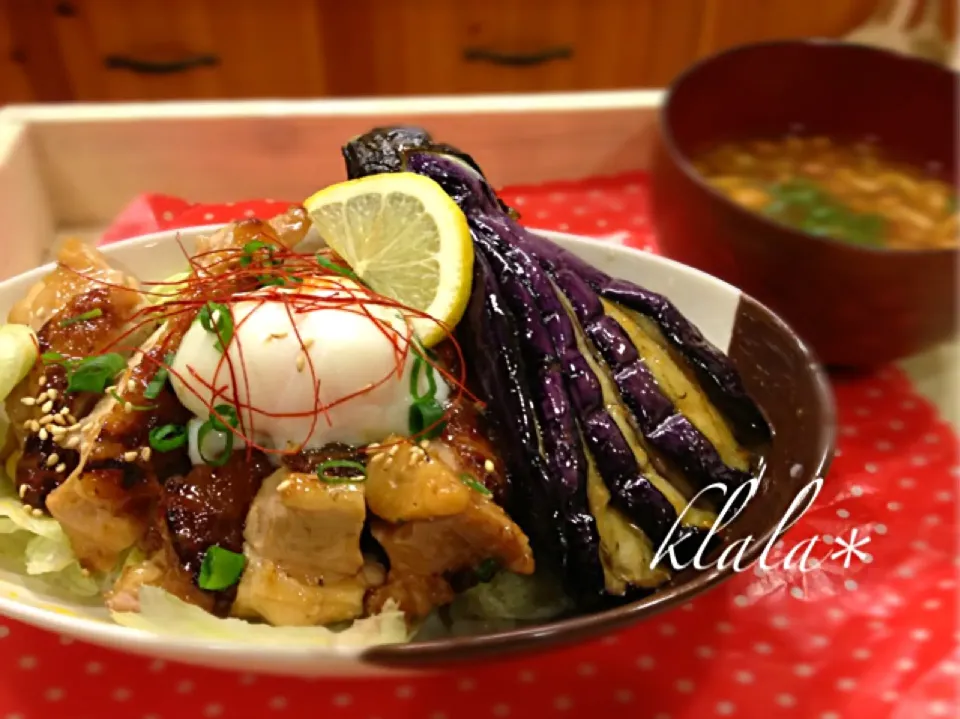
[170,279,448,455]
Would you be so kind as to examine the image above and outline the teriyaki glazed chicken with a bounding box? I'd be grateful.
[0,128,770,642]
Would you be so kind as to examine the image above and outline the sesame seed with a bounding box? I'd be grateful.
[22,419,33,430]
[123,402,133,413]
[18,484,27,498]
[66,414,77,425]
[419,440,430,449]
[36,391,49,403]
[58,406,69,416]
[41,401,53,414]
[65,436,80,449]
[368,442,380,450]
[46,453,60,467]
[38,375,46,385]
[21,504,31,513]
[31,508,44,517]
[268,331,288,341]
[47,389,58,401]
[38,428,49,441]
[140,447,152,462]
[50,425,65,436]
[29,420,40,432]
[484,459,495,473]
[277,480,291,492]
[105,385,116,394]
[20,397,36,406]
[80,568,90,577]
[123,451,138,462]
[127,379,136,392]
[296,354,305,372]
[302,338,315,350]
[387,445,399,457]
[52,415,66,426]
[55,463,66,473]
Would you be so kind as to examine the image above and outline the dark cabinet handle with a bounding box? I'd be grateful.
[462,46,573,67]
[104,54,219,75]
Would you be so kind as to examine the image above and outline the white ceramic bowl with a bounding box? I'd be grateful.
[0,226,833,676]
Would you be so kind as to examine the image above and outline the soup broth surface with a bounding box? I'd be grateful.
[694,135,958,250]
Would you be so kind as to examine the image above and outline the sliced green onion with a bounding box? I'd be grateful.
[475,558,499,582]
[409,397,446,439]
[65,353,127,394]
[149,424,187,452]
[316,459,367,484]
[144,352,175,400]
[239,240,278,268]
[197,545,246,591]
[409,352,438,402]
[41,351,66,365]
[460,473,492,497]
[108,389,156,411]
[197,419,235,467]
[198,302,234,353]
[209,403,239,432]
[315,254,359,281]
[59,308,103,327]
[257,275,287,287]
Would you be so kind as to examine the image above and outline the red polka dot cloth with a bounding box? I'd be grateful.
[2,174,956,719]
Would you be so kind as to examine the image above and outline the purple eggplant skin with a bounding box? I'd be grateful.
[456,250,571,581]
[523,233,769,446]
[472,219,679,549]
[549,267,754,496]
[470,225,606,600]
[404,150,768,446]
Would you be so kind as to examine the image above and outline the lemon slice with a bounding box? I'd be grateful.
[303,173,473,347]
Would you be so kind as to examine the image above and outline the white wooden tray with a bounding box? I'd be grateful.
[0,92,955,426]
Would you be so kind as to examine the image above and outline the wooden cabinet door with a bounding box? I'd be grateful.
[48,0,327,101]
[0,0,34,104]
[318,0,709,96]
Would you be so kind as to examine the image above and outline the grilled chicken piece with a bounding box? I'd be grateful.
[364,437,534,618]
[6,283,150,509]
[431,341,508,502]
[234,555,383,627]
[45,462,158,573]
[107,521,214,614]
[106,451,272,615]
[164,452,273,580]
[45,329,176,572]
[7,237,141,331]
[193,206,310,270]
[8,272,142,505]
[233,469,385,626]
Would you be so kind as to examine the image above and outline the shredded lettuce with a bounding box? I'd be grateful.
[453,570,574,621]
[0,324,38,401]
[112,586,411,647]
[0,467,100,597]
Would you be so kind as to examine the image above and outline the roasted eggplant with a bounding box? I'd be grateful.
[350,137,771,605]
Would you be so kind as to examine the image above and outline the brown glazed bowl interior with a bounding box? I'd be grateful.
[365,233,835,667]
[649,40,958,369]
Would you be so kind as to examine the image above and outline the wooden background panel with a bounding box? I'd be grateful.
[698,0,956,53]
[1,0,955,103]
[318,0,709,95]
[0,0,34,103]
[46,0,328,101]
